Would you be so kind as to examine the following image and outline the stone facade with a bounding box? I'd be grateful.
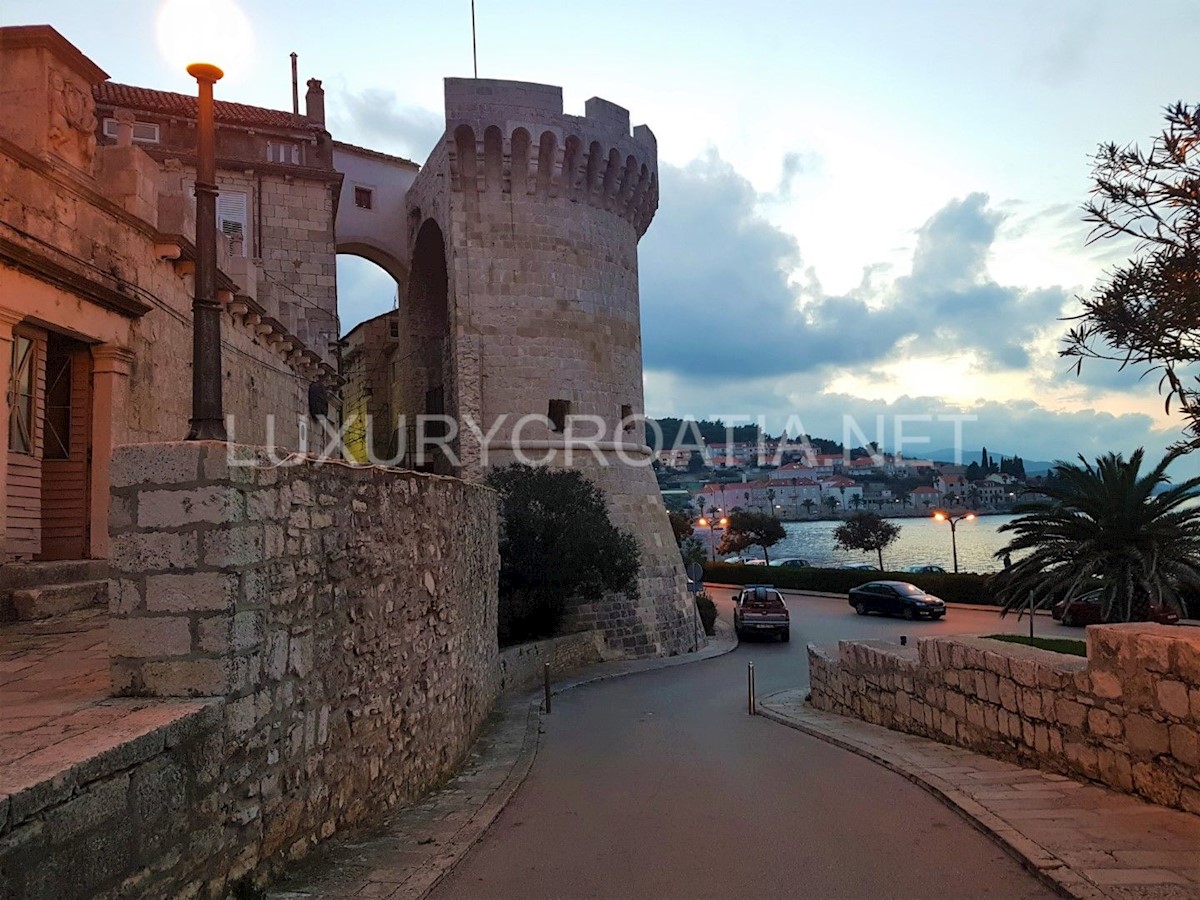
[34,440,503,895]
[0,26,320,563]
[497,630,603,694]
[808,624,1200,814]
[388,78,693,659]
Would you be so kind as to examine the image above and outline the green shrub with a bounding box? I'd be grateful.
[488,464,640,646]
[983,634,1087,657]
[695,591,718,635]
[700,561,997,604]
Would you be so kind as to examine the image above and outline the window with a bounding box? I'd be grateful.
[101,117,160,144]
[620,404,633,430]
[266,141,300,165]
[217,189,248,256]
[354,186,374,210]
[8,334,34,454]
[388,316,399,339]
[547,399,570,433]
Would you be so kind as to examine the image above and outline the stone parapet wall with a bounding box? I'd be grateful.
[497,630,603,695]
[808,625,1200,814]
[102,441,500,894]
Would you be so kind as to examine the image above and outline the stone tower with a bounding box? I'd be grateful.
[398,78,697,657]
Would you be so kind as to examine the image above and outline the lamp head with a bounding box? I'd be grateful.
[933,511,946,522]
[186,62,224,83]
[698,517,709,527]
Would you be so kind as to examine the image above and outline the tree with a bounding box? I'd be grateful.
[802,498,816,517]
[851,494,864,510]
[767,488,777,516]
[967,486,981,508]
[717,511,786,564]
[1062,103,1200,449]
[897,490,911,509]
[834,513,902,570]
[487,464,640,644]
[823,495,839,515]
[992,448,1200,621]
[668,510,694,546]
[687,450,706,472]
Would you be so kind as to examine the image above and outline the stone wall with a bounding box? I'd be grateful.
[808,625,1200,814]
[497,630,604,694]
[100,441,500,894]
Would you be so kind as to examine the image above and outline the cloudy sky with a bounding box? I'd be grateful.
[11,0,1200,467]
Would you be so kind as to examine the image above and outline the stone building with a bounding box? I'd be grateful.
[0,26,331,602]
[341,308,399,463]
[341,79,695,657]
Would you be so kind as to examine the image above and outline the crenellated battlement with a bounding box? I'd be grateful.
[442,78,659,236]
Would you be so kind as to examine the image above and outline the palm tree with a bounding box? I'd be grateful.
[967,485,981,509]
[851,494,864,511]
[897,490,911,510]
[823,495,839,515]
[994,448,1200,622]
[802,498,816,517]
[767,488,777,517]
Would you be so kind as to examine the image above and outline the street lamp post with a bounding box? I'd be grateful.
[932,510,975,574]
[186,62,227,441]
[697,516,728,562]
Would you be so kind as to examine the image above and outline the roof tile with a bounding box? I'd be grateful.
[94,81,318,131]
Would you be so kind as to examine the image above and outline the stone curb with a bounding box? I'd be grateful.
[413,622,740,898]
[756,691,1099,900]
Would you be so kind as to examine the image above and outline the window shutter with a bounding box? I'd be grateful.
[217,190,248,254]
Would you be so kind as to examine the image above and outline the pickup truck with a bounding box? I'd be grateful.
[733,584,791,642]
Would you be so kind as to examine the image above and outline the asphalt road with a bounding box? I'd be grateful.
[431,591,1062,899]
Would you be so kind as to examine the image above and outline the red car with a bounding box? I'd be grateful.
[1051,591,1179,627]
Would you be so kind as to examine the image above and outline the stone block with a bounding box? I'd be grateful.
[45,774,130,846]
[111,531,198,574]
[110,616,192,658]
[1008,656,1038,688]
[145,572,237,613]
[1088,707,1122,740]
[203,526,265,567]
[140,658,237,697]
[110,443,203,488]
[1090,669,1123,700]
[1157,680,1190,719]
[1132,761,1181,807]
[1056,697,1087,729]
[1168,724,1198,767]
[1125,714,1170,756]
[137,486,244,528]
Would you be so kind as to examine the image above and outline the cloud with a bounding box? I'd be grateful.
[331,88,443,161]
[639,155,1070,381]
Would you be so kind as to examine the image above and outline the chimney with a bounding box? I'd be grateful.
[305,78,325,125]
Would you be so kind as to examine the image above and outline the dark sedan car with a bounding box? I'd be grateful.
[1052,591,1180,627]
[849,580,946,620]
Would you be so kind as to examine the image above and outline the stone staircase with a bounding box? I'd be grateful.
[0,560,109,622]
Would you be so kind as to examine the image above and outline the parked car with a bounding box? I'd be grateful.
[1051,590,1180,627]
[769,557,811,568]
[905,564,946,574]
[743,558,768,566]
[849,581,946,620]
[724,555,747,564]
[734,584,791,641]
[839,562,879,571]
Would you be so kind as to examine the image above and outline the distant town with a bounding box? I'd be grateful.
[652,418,1045,520]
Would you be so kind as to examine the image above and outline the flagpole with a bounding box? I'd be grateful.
[471,0,478,78]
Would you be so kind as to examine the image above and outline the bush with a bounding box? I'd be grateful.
[488,464,641,646]
[984,634,1087,657]
[695,591,718,635]
[700,561,997,605]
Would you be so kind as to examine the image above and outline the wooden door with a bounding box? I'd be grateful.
[37,336,91,560]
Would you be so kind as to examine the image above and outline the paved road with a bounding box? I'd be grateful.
[432,592,1061,899]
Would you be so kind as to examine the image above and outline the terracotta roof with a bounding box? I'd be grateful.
[912,486,940,494]
[94,81,319,131]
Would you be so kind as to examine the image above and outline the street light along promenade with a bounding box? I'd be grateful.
[932,509,974,574]
[697,516,728,563]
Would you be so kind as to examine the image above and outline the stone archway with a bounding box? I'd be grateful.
[399,218,454,474]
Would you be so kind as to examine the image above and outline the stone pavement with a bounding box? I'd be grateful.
[267,623,737,900]
[759,689,1200,900]
[0,607,212,809]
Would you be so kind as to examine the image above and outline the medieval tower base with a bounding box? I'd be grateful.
[399,79,698,658]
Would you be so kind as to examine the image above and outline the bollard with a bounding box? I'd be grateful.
[543,662,551,714]
[900,635,907,647]
[1029,592,1035,640]
[748,662,756,715]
